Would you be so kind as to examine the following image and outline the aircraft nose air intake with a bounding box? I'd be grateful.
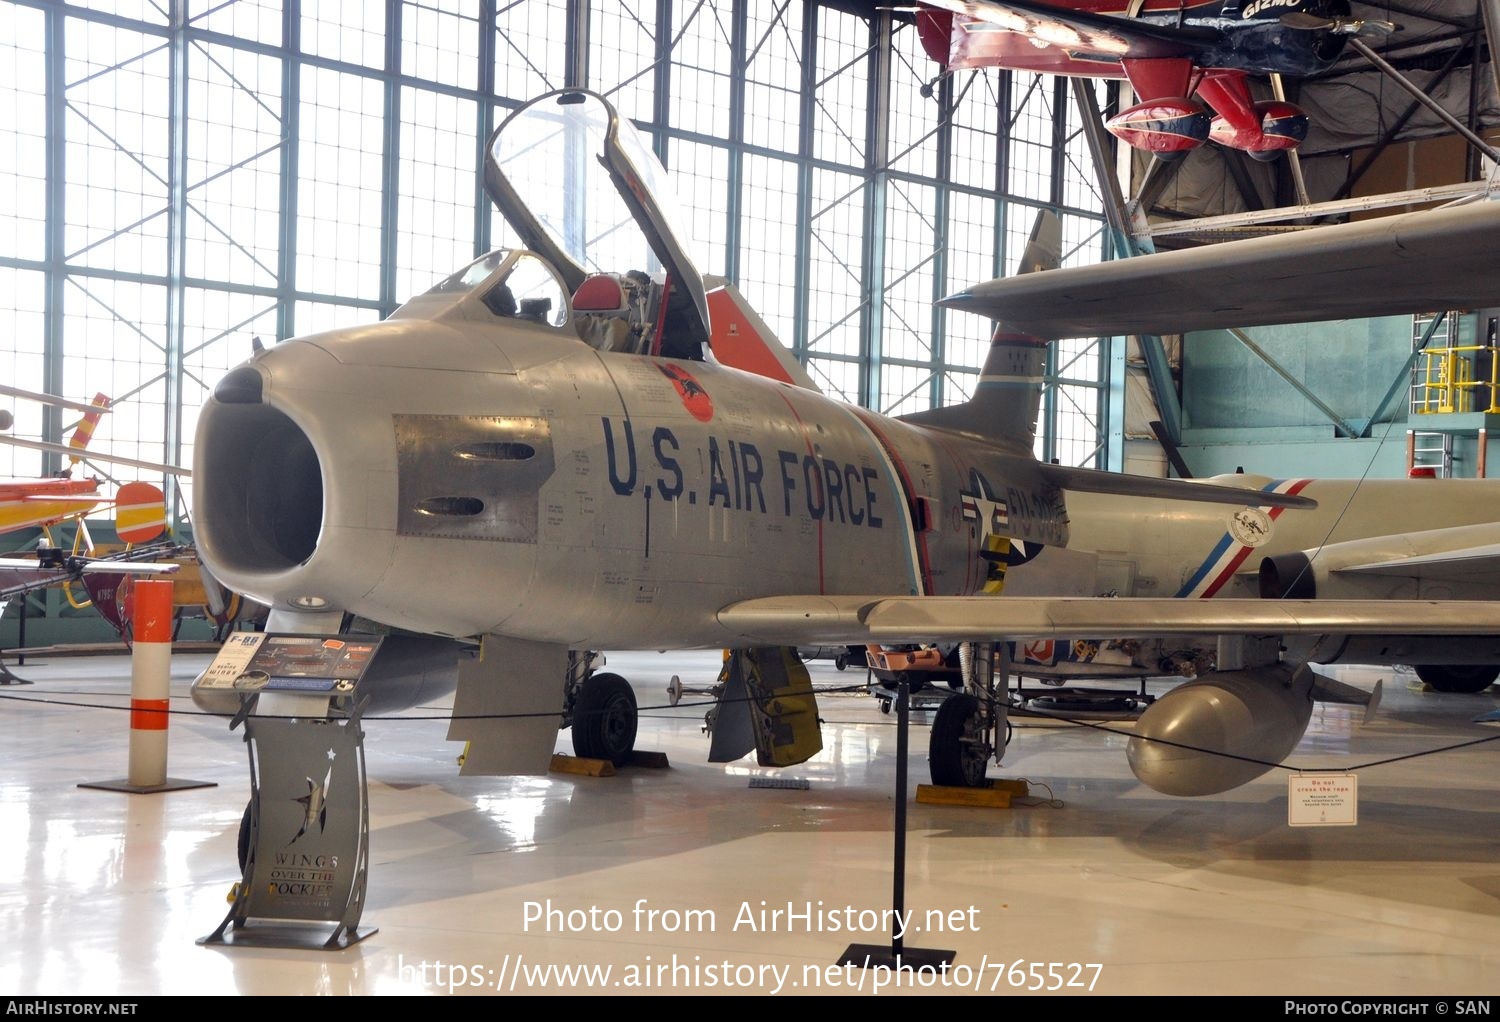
[213,365,264,404]
[195,400,324,575]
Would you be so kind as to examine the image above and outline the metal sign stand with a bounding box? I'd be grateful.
[0,655,30,685]
[198,634,383,951]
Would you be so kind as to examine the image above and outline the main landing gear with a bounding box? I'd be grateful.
[927,641,1009,788]
[928,694,989,788]
[564,653,639,766]
[1412,664,1500,694]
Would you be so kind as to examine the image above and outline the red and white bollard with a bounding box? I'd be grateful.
[127,579,174,788]
[79,577,214,795]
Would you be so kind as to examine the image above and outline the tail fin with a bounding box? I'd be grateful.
[113,480,167,545]
[65,393,111,469]
[898,212,1060,452]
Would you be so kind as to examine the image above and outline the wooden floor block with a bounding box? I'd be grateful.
[629,751,671,769]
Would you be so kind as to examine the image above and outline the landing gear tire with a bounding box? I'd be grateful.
[572,672,638,766]
[929,693,989,788]
[835,653,849,671]
[1413,664,1500,694]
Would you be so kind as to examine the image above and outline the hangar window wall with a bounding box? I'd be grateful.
[0,0,1109,533]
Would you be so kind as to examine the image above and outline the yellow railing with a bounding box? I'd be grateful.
[1414,345,1500,414]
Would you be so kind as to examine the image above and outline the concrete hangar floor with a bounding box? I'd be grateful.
[0,649,1497,997]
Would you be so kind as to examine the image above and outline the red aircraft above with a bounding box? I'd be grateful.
[915,0,1395,159]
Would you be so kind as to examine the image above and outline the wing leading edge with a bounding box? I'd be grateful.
[716,594,1500,647]
[920,0,1218,62]
[941,200,1500,338]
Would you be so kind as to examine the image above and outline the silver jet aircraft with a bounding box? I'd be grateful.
[190,89,1500,799]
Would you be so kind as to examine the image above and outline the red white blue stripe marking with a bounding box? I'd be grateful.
[1174,478,1312,598]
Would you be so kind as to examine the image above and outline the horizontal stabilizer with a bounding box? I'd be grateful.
[941,200,1500,337]
[1040,462,1316,510]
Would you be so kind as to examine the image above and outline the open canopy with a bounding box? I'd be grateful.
[483,89,712,351]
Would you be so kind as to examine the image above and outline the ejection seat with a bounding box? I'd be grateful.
[572,271,653,354]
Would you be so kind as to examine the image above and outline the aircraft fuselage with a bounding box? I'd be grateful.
[194,311,1070,649]
[195,299,1500,668]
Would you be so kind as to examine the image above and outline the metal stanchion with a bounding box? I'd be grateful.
[839,678,955,973]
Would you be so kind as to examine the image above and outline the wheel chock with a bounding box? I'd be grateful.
[549,754,616,777]
[916,778,1028,808]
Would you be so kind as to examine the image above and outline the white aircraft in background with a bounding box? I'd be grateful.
[979,474,1500,697]
[185,89,1500,799]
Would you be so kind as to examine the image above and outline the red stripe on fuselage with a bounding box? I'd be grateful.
[849,407,935,596]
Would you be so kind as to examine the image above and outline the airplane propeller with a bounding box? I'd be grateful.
[1279,12,1398,38]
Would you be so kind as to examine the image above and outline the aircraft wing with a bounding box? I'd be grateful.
[941,201,1500,337]
[0,554,180,602]
[10,496,103,507]
[1336,545,1500,582]
[920,0,1219,62]
[0,435,191,476]
[1266,522,1500,588]
[716,594,1500,647]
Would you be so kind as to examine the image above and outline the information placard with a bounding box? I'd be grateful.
[1288,773,1358,826]
[196,632,268,689]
